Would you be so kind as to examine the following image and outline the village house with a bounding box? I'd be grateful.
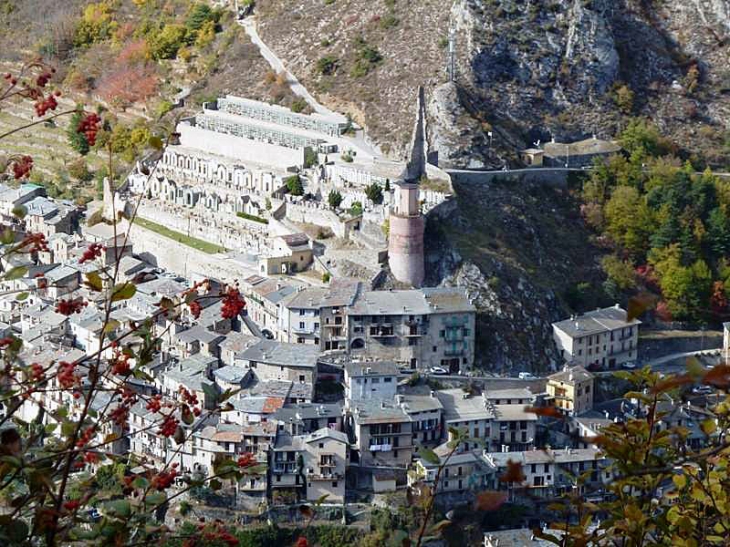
[409,446,498,494]
[396,392,444,448]
[553,304,640,370]
[271,402,344,436]
[344,360,399,405]
[278,279,361,348]
[348,399,414,470]
[485,447,607,499]
[546,366,595,416]
[241,276,296,340]
[346,287,477,372]
[238,338,320,385]
[259,233,313,276]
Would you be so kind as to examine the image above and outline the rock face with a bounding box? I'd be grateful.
[425,175,606,372]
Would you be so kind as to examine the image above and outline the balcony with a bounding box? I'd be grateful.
[370,327,395,337]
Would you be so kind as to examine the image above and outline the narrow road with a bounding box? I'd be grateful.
[239,18,344,121]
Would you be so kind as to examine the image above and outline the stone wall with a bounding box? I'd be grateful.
[448,168,573,187]
[178,123,304,168]
[129,223,260,283]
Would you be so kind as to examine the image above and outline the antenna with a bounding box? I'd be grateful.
[448,26,456,83]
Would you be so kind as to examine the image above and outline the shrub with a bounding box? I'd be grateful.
[316,55,338,75]
[379,13,399,29]
[285,174,304,196]
[350,201,363,216]
[365,183,383,204]
[149,24,188,60]
[67,158,93,182]
[613,83,634,114]
[236,212,268,224]
[322,272,331,283]
[291,98,308,113]
[328,189,343,209]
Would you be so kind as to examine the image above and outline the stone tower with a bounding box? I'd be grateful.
[388,87,427,288]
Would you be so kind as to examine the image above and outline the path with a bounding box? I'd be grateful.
[238,17,383,159]
[239,18,343,121]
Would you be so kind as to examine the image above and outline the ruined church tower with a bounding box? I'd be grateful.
[388,87,427,288]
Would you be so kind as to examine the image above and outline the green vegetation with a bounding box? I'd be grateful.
[316,55,338,75]
[303,147,318,168]
[133,217,226,254]
[582,119,730,321]
[236,212,268,224]
[285,174,304,196]
[67,110,90,156]
[290,98,308,113]
[364,182,383,204]
[351,40,383,78]
[350,201,363,216]
[327,189,343,209]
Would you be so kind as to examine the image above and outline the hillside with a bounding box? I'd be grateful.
[425,174,606,371]
[253,0,729,168]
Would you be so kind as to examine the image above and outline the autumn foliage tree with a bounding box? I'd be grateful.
[0,62,259,546]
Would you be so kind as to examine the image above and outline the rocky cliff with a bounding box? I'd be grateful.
[256,0,729,168]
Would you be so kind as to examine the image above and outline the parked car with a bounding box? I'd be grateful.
[429,366,449,375]
[622,362,637,370]
[518,372,536,380]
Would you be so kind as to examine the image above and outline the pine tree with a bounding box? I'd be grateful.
[67,110,90,156]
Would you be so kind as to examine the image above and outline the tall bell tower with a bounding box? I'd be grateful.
[388,87,427,288]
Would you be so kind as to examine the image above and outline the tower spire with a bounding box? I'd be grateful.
[402,86,427,184]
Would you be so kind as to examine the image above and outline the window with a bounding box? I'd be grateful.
[299,309,305,316]
[299,375,305,383]
[299,322,305,329]
[384,377,392,383]
[276,475,281,482]
[432,346,437,352]
[408,338,418,346]
[531,464,536,473]
[371,378,380,384]
[439,330,445,338]
[332,481,338,487]
[544,464,550,472]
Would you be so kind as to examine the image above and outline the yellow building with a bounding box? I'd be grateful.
[547,366,594,416]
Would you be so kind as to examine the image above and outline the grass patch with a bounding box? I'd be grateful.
[133,216,227,254]
[236,211,268,224]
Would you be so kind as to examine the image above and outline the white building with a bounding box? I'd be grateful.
[344,360,399,405]
[553,304,640,370]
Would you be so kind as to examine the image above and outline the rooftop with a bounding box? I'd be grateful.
[241,339,320,369]
[437,389,494,422]
[348,287,474,316]
[352,399,412,425]
[548,365,594,385]
[543,137,621,157]
[553,304,640,338]
[283,279,361,310]
[345,360,399,378]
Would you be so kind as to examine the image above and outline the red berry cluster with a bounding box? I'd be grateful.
[158,414,179,437]
[237,453,255,468]
[196,523,239,547]
[34,93,58,117]
[151,465,178,490]
[77,113,101,147]
[20,232,48,253]
[110,349,131,375]
[75,426,95,448]
[146,394,162,413]
[110,404,130,427]
[179,386,199,407]
[189,300,202,319]
[57,361,80,389]
[30,362,45,382]
[221,286,246,320]
[62,500,80,513]
[296,537,309,547]
[0,336,15,348]
[84,451,100,464]
[56,297,88,316]
[11,155,33,179]
[35,71,54,88]
[79,242,104,264]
